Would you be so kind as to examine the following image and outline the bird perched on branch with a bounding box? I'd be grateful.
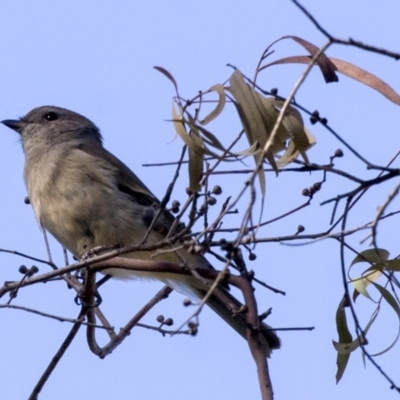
[2,106,280,355]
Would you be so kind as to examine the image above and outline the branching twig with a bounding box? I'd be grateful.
[292,0,400,60]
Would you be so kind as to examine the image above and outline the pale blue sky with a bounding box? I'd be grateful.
[0,2,399,399]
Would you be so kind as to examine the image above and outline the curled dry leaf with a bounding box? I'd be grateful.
[172,105,227,192]
[199,84,226,125]
[254,95,292,158]
[270,99,315,165]
[229,70,274,195]
[276,128,316,168]
[229,71,315,175]
[184,113,222,158]
[172,102,205,156]
[229,70,288,179]
[171,69,317,192]
[185,120,227,153]
[233,141,260,157]
[171,103,204,192]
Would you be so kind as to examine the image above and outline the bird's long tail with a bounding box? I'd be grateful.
[194,285,281,357]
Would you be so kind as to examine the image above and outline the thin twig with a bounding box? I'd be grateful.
[28,309,87,400]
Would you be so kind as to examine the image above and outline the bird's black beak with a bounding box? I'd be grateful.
[1,119,27,134]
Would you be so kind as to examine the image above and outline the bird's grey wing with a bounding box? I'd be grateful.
[75,142,177,237]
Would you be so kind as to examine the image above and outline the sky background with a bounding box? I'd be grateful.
[0,1,399,399]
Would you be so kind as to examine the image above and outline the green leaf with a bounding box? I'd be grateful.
[384,259,400,271]
[351,248,390,266]
[334,296,352,383]
[350,249,389,301]
[369,283,400,356]
[188,147,203,192]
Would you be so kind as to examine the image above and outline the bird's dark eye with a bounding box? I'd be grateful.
[44,112,58,121]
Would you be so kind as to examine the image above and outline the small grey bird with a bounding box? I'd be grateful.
[2,106,280,354]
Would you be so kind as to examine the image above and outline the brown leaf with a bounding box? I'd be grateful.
[281,36,338,83]
[264,55,400,105]
[330,57,400,105]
